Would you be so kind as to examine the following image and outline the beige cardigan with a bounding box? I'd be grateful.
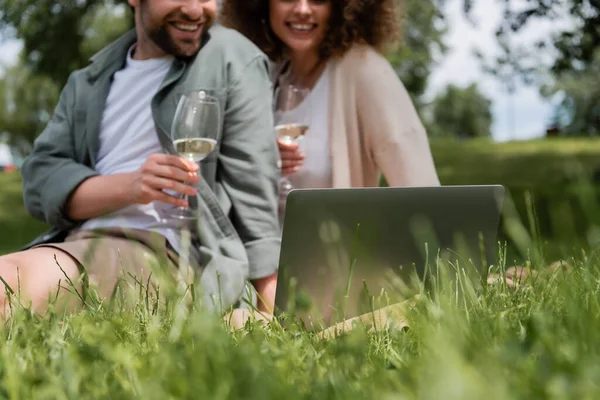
[274,44,440,188]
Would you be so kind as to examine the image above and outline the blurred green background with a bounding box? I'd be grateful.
[5,136,600,264]
[1,0,599,264]
[0,2,599,398]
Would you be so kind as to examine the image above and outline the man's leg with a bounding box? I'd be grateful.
[0,228,182,319]
[0,247,83,317]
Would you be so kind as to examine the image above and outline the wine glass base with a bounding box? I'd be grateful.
[164,206,199,221]
[279,178,294,195]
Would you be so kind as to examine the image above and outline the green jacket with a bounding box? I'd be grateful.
[20,25,281,312]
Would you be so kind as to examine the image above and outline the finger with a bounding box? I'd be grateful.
[281,159,304,169]
[279,150,305,161]
[144,188,189,208]
[277,140,300,151]
[150,154,199,172]
[143,163,201,184]
[143,176,198,197]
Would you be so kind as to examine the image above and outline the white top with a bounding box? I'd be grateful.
[274,64,332,190]
[80,46,187,252]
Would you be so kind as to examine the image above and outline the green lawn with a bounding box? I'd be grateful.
[431,137,600,187]
[1,138,600,398]
[5,137,600,260]
[4,136,600,258]
[0,252,597,398]
[0,173,47,255]
[430,138,600,262]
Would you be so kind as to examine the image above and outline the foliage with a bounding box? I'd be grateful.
[430,137,600,187]
[541,49,600,136]
[0,235,598,398]
[2,139,600,399]
[0,173,47,255]
[0,0,453,143]
[465,0,600,135]
[463,0,600,75]
[0,0,132,87]
[0,2,132,144]
[425,83,493,139]
[0,66,60,145]
[430,137,600,260]
[386,0,448,106]
[371,137,600,260]
[9,136,600,261]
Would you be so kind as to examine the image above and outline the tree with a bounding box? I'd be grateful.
[386,0,448,107]
[541,49,600,136]
[0,0,132,88]
[463,0,599,75]
[0,0,449,142]
[0,64,60,145]
[426,83,493,139]
[0,2,132,144]
[464,0,600,135]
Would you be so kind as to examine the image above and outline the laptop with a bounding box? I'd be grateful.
[273,185,505,330]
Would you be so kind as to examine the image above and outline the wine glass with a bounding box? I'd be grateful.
[165,90,220,220]
[274,83,311,195]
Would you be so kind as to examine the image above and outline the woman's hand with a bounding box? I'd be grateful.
[277,139,305,176]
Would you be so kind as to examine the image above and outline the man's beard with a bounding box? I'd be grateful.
[140,7,213,58]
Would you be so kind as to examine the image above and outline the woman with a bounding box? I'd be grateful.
[218,0,440,332]
[220,0,440,201]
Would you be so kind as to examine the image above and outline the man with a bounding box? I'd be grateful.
[0,0,281,317]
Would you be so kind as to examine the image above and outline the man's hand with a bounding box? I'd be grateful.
[66,154,200,221]
[130,154,200,207]
[277,139,305,176]
[252,272,278,314]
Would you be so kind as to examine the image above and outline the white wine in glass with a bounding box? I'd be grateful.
[173,137,217,162]
[165,90,220,220]
[274,83,311,195]
[275,123,309,146]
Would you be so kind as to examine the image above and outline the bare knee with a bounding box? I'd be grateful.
[0,253,21,294]
[0,253,23,316]
[0,248,82,317]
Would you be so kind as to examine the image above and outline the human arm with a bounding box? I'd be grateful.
[21,72,200,226]
[252,272,278,313]
[65,155,200,220]
[219,56,282,311]
[354,49,440,187]
[21,72,100,230]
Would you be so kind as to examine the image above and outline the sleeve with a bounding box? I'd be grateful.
[218,55,281,280]
[20,72,98,230]
[355,51,440,187]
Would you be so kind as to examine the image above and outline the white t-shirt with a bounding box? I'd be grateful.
[274,64,332,190]
[80,46,187,252]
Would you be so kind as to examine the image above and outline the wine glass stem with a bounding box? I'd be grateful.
[179,156,195,210]
[179,190,188,210]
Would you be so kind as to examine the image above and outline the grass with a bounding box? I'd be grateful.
[2,138,600,397]
[430,137,600,187]
[0,247,598,398]
[5,136,600,255]
[427,137,600,262]
[0,173,47,255]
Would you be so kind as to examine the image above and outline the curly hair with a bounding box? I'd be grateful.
[219,0,401,62]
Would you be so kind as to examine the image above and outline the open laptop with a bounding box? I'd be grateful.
[273,185,505,330]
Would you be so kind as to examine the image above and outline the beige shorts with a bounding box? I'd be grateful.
[33,227,200,303]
